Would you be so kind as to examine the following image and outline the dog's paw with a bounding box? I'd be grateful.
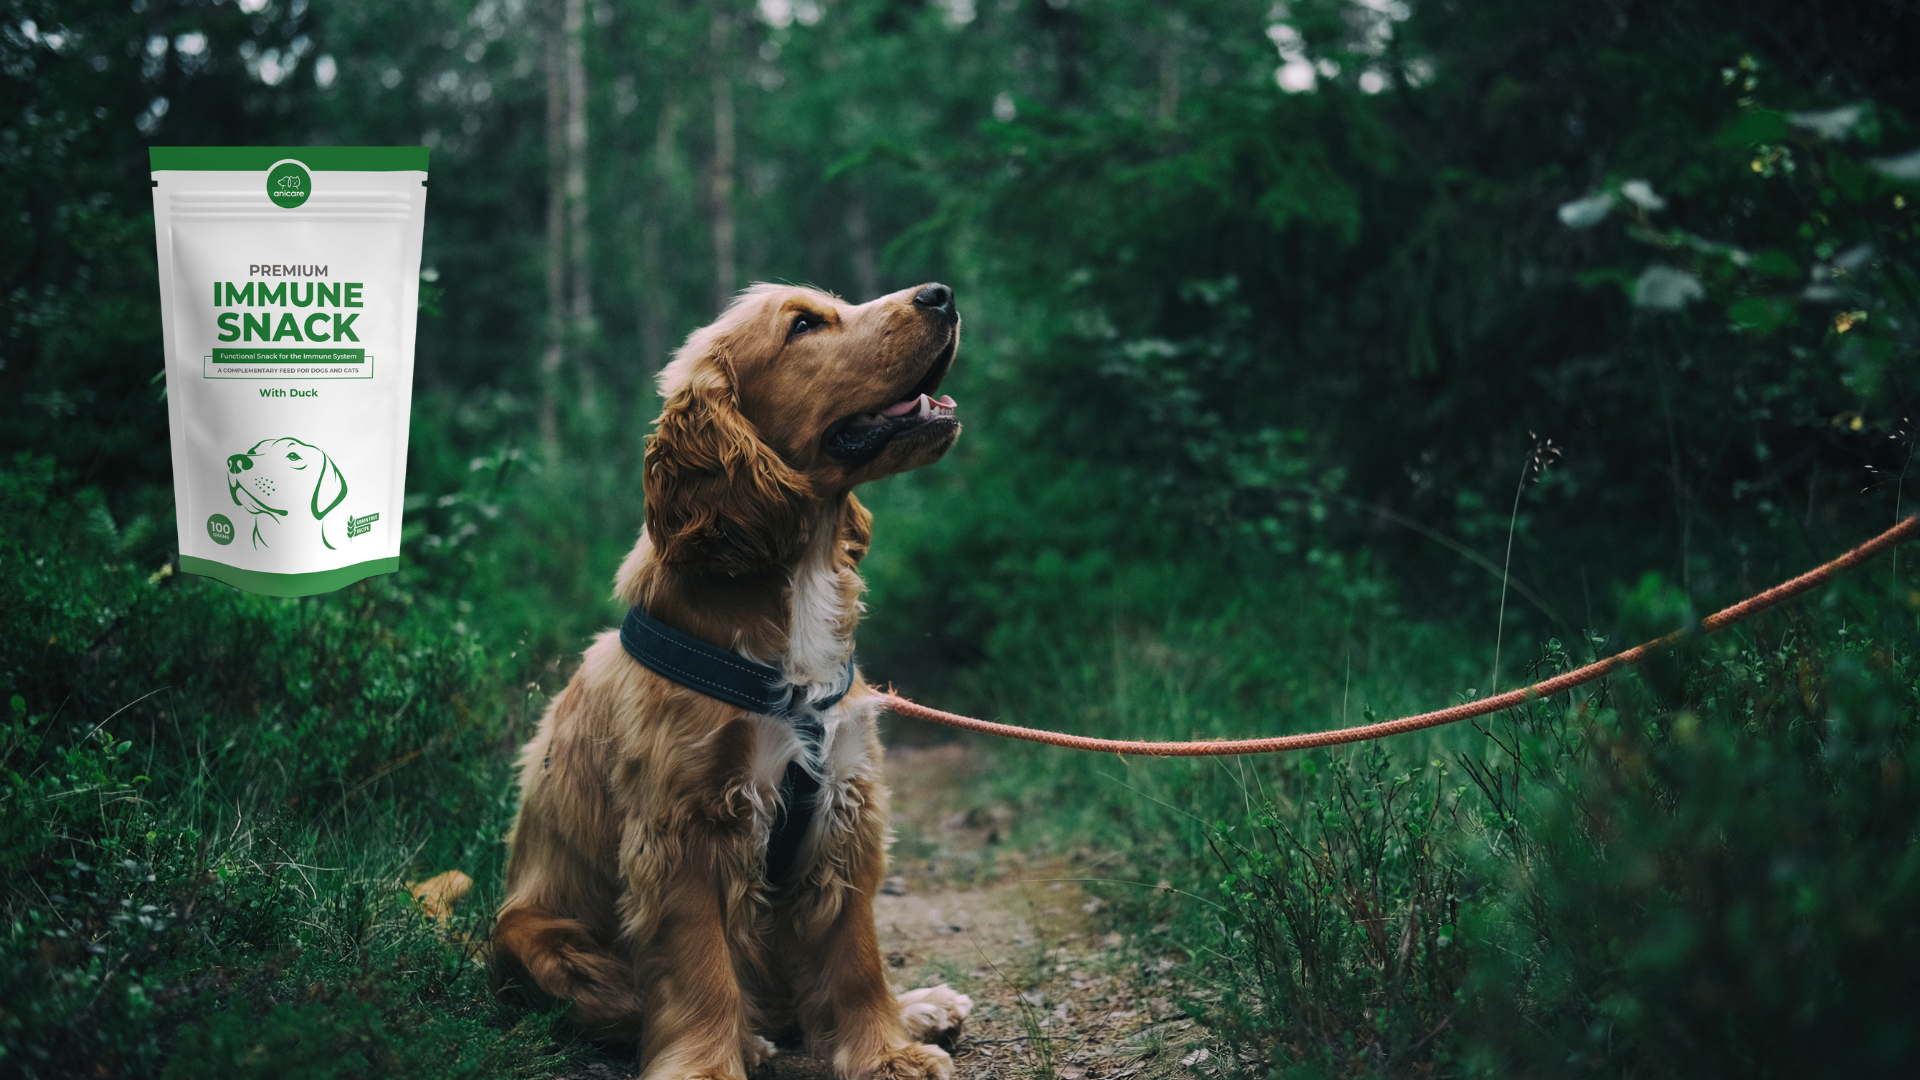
[742,1035,779,1071]
[896,984,973,1047]
[859,1042,953,1080]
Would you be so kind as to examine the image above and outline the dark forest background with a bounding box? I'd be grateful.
[6,1,1920,1077]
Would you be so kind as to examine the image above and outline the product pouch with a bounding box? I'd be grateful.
[151,147,428,596]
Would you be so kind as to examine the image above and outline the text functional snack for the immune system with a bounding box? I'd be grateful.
[151,147,428,596]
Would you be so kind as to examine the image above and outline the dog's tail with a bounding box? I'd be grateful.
[492,905,646,1043]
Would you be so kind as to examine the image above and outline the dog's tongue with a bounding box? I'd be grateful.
[882,393,958,417]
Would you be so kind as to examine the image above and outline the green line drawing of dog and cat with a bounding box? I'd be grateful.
[224,437,363,552]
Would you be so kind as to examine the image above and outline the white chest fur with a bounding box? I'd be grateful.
[780,505,860,694]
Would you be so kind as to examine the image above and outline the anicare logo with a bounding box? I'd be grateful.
[266,160,313,209]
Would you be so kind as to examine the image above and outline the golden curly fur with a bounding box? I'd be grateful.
[492,282,970,1080]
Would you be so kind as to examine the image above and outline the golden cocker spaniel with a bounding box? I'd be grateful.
[492,282,971,1080]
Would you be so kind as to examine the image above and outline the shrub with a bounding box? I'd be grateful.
[1202,575,1920,1078]
[0,453,581,1079]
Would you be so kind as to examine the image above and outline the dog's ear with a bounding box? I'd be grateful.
[311,452,348,520]
[645,349,814,576]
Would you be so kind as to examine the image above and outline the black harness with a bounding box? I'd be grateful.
[616,605,854,887]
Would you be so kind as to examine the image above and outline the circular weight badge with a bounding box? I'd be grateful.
[206,513,236,546]
[267,160,312,209]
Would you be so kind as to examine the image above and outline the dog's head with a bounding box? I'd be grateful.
[645,282,961,576]
[227,437,348,522]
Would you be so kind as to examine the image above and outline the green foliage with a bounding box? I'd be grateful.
[900,0,1920,642]
[396,392,638,661]
[1190,589,1920,1079]
[1459,609,1920,1076]
[0,453,584,1078]
[1615,572,1701,703]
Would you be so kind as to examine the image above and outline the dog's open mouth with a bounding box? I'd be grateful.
[822,340,958,461]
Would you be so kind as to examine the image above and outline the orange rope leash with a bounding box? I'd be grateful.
[880,517,1920,757]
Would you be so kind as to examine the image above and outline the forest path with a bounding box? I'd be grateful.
[561,744,1205,1080]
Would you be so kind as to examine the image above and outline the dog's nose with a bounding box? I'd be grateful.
[913,282,957,322]
[227,454,253,474]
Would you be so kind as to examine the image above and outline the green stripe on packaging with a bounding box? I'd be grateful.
[181,555,400,597]
[150,147,429,172]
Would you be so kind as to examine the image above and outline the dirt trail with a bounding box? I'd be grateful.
[563,744,1203,1080]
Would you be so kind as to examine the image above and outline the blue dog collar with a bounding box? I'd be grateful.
[617,605,854,718]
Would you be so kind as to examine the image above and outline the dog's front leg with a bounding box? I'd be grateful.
[786,775,954,1080]
[626,857,753,1080]
[624,725,766,1080]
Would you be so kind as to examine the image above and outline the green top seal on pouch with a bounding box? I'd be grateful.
[151,147,429,597]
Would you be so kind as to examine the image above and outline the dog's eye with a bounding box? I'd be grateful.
[788,313,822,341]
[287,453,302,461]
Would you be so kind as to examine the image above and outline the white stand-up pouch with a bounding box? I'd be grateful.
[151,147,428,597]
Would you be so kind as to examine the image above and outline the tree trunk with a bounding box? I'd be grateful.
[642,92,678,380]
[708,0,736,316]
[1158,45,1180,124]
[539,0,567,453]
[565,0,594,416]
[846,199,878,301]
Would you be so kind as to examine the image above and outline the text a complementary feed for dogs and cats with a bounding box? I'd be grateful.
[151,147,429,597]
